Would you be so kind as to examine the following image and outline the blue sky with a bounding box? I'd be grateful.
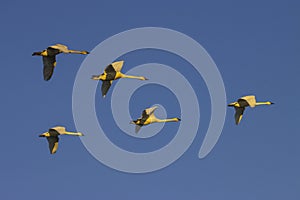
[1,0,299,199]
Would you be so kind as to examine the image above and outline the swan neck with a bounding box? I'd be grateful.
[121,74,144,80]
[255,102,271,106]
[68,50,85,54]
[63,131,82,136]
[155,118,178,123]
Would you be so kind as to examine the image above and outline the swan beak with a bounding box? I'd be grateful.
[32,52,41,56]
[91,75,100,80]
[270,102,274,104]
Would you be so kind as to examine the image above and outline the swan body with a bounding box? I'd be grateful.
[39,126,84,154]
[32,44,89,80]
[228,95,274,125]
[91,61,148,97]
[130,106,181,133]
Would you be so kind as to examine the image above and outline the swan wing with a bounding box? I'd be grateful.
[46,136,59,154]
[111,61,124,72]
[234,107,245,125]
[42,56,56,81]
[101,80,112,97]
[240,95,256,107]
[49,44,68,52]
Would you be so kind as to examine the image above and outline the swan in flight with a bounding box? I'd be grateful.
[91,61,148,97]
[130,106,181,133]
[39,126,84,154]
[228,95,274,125]
[32,44,89,80]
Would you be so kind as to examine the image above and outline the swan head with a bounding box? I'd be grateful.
[140,76,148,81]
[81,51,89,55]
[77,132,84,136]
[39,132,50,137]
[228,102,239,107]
[130,119,141,125]
[32,50,47,56]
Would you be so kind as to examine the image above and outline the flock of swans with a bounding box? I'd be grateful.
[33,43,274,154]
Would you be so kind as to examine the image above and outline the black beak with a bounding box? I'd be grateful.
[32,52,40,56]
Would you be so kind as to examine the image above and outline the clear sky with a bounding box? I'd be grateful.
[1,0,299,199]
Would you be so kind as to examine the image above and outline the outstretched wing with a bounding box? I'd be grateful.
[138,106,157,125]
[42,56,56,81]
[50,126,66,134]
[46,136,59,154]
[144,106,158,115]
[135,125,142,134]
[234,107,245,125]
[139,110,149,125]
[49,44,68,53]
[104,64,116,73]
[141,110,148,118]
[240,95,256,108]
[111,61,124,72]
[101,81,112,97]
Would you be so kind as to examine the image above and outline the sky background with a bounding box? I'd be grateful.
[1,0,299,199]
